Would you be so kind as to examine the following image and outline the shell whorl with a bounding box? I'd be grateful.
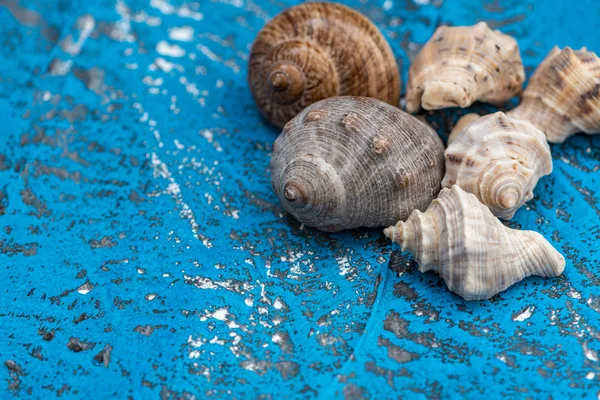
[406,22,524,113]
[447,113,480,145]
[278,154,347,230]
[508,46,600,143]
[271,96,445,232]
[442,112,552,220]
[259,40,338,107]
[249,3,401,128]
[385,186,565,300]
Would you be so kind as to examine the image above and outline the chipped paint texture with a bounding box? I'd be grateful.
[0,0,599,398]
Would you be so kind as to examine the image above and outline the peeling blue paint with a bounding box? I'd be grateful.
[0,0,599,398]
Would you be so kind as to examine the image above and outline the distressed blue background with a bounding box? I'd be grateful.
[0,0,599,398]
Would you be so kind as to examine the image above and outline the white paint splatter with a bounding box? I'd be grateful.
[169,26,194,42]
[77,282,94,295]
[586,372,596,380]
[197,44,220,62]
[156,41,185,57]
[585,347,599,362]
[143,76,163,86]
[513,306,535,322]
[568,290,582,299]
[212,308,228,321]
[337,255,352,276]
[150,0,203,20]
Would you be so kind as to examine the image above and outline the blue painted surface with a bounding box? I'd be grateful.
[0,0,599,398]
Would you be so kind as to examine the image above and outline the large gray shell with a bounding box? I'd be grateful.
[270,96,445,232]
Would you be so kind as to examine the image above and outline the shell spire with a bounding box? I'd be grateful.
[406,22,524,113]
[271,96,445,232]
[508,46,600,143]
[385,186,565,301]
[442,112,552,219]
[249,3,401,128]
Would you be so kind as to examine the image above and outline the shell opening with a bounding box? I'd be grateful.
[422,80,475,110]
[267,62,305,105]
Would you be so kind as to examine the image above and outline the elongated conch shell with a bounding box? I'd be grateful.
[249,3,401,128]
[406,22,525,113]
[508,46,600,143]
[384,185,565,300]
[270,96,445,232]
[441,112,552,220]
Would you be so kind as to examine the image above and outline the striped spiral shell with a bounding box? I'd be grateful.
[249,3,400,128]
[270,96,444,232]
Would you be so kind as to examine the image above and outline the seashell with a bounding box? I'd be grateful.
[406,22,525,113]
[384,185,565,300]
[508,46,600,143]
[447,113,480,145]
[249,2,401,128]
[442,112,552,220]
[270,96,445,232]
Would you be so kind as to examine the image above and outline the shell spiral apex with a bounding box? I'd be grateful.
[442,112,552,220]
[508,46,600,143]
[249,2,401,128]
[270,96,445,232]
[406,22,525,113]
[384,185,565,301]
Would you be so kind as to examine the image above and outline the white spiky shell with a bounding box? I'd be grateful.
[384,185,565,301]
[447,113,480,145]
[406,22,525,113]
[509,46,600,143]
[441,112,552,220]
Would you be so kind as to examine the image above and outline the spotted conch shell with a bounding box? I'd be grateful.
[270,96,445,232]
[447,113,480,145]
[384,185,565,301]
[406,22,525,113]
[509,46,600,143]
[442,112,552,220]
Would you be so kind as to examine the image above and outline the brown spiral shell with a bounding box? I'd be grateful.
[270,96,445,232]
[249,3,401,128]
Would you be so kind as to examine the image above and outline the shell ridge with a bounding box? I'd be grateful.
[387,186,565,300]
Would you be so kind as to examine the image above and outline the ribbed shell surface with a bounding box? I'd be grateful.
[442,112,552,220]
[249,2,401,128]
[509,46,600,143]
[270,96,445,232]
[385,186,565,300]
[406,22,524,113]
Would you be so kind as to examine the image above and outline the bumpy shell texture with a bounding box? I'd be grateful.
[384,185,565,301]
[270,96,445,232]
[406,22,524,113]
[509,46,600,143]
[249,2,401,128]
[442,112,552,220]
[447,113,480,145]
